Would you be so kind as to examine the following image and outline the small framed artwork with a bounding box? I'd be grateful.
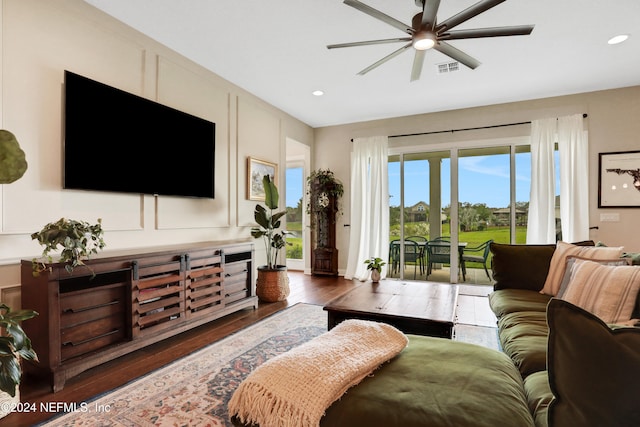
[598,150,640,208]
[247,157,277,201]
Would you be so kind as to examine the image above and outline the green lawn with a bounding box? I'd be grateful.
[286,221,303,259]
[286,220,527,263]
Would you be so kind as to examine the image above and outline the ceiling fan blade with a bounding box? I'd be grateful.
[357,43,413,75]
[434,41,481,69]
[411,49,426,81]
[327,37,412,49]
[421,0,441,30]
[344,0,413,34]
[436,0,506,32]
[440,25,534,40]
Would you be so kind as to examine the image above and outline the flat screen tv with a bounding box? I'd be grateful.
[64,70,215,198]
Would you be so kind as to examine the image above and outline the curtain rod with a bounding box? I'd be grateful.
[350,113,588,141]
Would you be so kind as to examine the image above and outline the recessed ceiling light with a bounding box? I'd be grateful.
[608,34,629,45]
[312,90,324,97]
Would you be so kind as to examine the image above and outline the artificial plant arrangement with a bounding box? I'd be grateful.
[251,175,291,270]
[0,304,38,397]
[31,218,106,276]
[0,130,36,404]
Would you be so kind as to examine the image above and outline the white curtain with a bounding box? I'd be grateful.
[344,136,389,281]
[558,114,589,242]
[527,114,588,243]
[527,118,557,243]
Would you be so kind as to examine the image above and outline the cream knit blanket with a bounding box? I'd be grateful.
[228,319,408,427]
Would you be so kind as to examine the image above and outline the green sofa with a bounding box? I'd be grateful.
[232,333,537,427]
[488,242,640,427]
[231,242,640,427]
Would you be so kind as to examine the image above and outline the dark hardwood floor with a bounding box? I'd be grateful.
[6,272,358,427]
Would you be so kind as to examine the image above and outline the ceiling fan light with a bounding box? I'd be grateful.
[608,34,629,45]
[413,31,436,51]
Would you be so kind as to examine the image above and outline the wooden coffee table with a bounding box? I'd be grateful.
[324,280,459,338]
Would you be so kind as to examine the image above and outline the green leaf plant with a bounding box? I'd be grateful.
[0,304,38,397]
[31,218,106,276]
[251,175,292,270]
[364,257,386,271]
[0,130,27,184]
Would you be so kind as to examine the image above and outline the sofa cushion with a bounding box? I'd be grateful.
[490,243,556,291]
[490,241,595,292]
[523,371,552,427]
[541,241,624,296]
[321,335,535,427]
[561,259,640,324]
[489,289,552,318]
[497,311,549,377]
[547,299,640,427]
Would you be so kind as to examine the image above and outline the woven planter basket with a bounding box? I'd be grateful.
[256,266,290,302]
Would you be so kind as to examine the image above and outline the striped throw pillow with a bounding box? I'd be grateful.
[561,259,640,324]
[541,241,624,296]
[556,255,631,298]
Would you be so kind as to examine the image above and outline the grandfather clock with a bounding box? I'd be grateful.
[310,178,339,276]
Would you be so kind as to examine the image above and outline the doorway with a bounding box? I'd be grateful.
[285,138,310,272]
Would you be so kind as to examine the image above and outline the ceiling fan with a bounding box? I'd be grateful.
[327,0,534,81]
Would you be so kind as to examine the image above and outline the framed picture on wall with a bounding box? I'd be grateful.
[598,150,640,208]
[247,157,277,201]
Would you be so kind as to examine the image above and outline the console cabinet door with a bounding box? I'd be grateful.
[186,253,224,319]
[132,259,185,337]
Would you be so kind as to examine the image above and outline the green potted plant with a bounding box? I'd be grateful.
[364,257,386,282]
[0,304,38,416]
[31,218,106,276]
[0,130,27,184]
[251,175,292,302]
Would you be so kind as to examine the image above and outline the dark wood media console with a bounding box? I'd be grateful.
[20,241,257,392]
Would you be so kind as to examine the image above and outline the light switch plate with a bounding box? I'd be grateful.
[600,213,620,222]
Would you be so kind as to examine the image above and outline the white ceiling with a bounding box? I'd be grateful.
[83,0,640,128]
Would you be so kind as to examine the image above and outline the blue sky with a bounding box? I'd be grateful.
[286,167,305,208]
[286,153,559,209]
[389,155,533,208]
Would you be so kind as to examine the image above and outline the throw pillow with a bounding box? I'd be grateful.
[490,243,556,291]
[540,241,624,296]
[560,259,640,324]
[556,255,631,298]
[547,298,640,427]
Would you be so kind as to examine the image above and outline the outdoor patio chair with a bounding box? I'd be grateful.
[389,239,422,279]
[426,237,453,279]
[389,240,400,274]
[407,236,427,274]
[461,239,493,279]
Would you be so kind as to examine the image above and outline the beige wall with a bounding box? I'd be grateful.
[2,1,638,291]
[314,86,640,272]
[0,0,313,298]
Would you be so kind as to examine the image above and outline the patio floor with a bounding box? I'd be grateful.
[387,265,493,286]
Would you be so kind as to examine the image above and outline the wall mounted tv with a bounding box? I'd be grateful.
[64,70,215,199]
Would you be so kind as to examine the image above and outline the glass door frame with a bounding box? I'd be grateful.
[285,137,311,273]
[389,135,530,283]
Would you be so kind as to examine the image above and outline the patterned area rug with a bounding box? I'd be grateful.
[41,303,327,427]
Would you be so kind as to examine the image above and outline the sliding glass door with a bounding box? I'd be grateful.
[389,140,536,283]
